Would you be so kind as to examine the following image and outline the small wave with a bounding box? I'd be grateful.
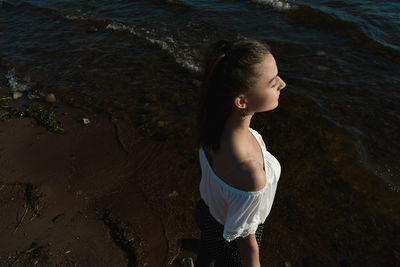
[354,139,400,188]
[5,69,30,92]
[64,7,96,21]
[251,0,295,11]
[149,0,193,12]
[286,4,400,65]
[65,14,89,21]
[106,22,201,73]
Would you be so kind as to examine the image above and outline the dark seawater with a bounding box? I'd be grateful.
[0,0,399,191]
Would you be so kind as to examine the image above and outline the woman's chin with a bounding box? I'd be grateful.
[261,105,278,112]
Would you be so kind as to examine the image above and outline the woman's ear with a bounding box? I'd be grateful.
[233,94,247,109]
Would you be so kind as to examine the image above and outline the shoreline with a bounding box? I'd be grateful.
[1,78,400,266]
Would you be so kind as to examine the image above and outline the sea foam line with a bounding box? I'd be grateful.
[65,8,91,21]
[65,14,89,20]
[5,69,29,92]
[106,22,201,73]
[252,0,294,11]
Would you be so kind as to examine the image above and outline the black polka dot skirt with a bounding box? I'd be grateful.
[195,198,264,267]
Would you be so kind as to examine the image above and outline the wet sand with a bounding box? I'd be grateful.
[1,76,400,267]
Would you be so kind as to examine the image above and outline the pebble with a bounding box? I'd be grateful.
[45,93,56,103]
[82,118,90,125]
[168,190,179,198]
[13,91,23,99]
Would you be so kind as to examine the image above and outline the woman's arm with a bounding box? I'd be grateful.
[236,234,261,267]
[229,155,266,266]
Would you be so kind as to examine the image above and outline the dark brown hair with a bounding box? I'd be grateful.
[197,39,271,151]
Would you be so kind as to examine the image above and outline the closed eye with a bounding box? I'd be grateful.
[271,76,280,87]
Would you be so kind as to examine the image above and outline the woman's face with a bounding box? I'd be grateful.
[246,53,286,112]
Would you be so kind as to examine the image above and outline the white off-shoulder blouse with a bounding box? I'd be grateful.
[199,128,281,242]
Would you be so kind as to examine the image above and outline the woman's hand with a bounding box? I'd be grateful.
[236,234,261,267]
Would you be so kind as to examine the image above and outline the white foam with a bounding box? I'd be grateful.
[252,0,294,11]
[106,22,201,73]
[65,9,91,21]
[65,14,89,20]
[5,69,29,92]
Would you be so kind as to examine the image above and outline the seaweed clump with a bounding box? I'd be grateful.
[0,95,64,133]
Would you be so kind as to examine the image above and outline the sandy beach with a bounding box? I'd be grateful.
[1,0,400,266]
[1,67,400,267]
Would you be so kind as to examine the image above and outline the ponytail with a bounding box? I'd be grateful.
[197,39,271,151]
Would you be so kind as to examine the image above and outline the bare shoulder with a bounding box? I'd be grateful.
[232,160,267,192]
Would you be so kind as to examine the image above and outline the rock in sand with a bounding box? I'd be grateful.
[82,118,91,125]
[13,91,23,99]
[45,93,56,103]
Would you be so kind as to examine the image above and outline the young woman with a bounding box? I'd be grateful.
[195,39,286,267]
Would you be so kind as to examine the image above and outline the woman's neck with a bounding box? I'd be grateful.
[224,109,253,136]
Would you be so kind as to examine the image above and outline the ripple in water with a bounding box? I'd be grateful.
[106,21,201,73]
[251,0,295,11]
[5,69,30,93]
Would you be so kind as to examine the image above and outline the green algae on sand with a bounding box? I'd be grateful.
[0,95,64,133]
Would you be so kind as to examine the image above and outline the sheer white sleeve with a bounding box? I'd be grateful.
[222,191,266,242]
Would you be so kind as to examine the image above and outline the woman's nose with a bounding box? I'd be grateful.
[278,76,286,90]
